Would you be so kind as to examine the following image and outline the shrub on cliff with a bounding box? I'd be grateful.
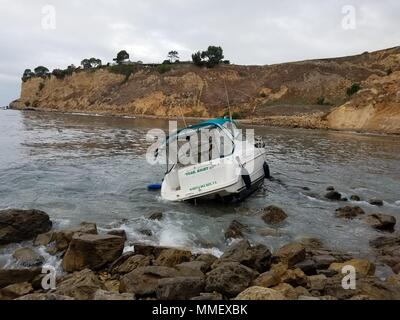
[108,64,137,83]
[167,50,179,63]
[157,64,172,74]
[81,58,102,69]
[52,69,66,79]
[113,50,130,64]
[192,46,225,68]
[346,83,361,97]
[22,69,34,82]
[34,66,50,78]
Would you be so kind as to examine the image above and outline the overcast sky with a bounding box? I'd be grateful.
[1,0,399,106]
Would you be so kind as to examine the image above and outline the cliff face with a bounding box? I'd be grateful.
[11,46,400,133]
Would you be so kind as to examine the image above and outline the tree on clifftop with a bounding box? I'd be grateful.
[22,69,34,82]
[81,58,102,69]
[192,46,224,68]
[167,50,179,63]
[113,50,130,64]
[34,66,50,77]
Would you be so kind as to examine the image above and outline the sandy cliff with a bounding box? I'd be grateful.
[10,46,400,134]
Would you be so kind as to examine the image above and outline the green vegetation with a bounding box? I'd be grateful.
[38,82,45,91]
[346,83,361,97]
[22,69,34,82]
[108,64,137,83]
[113,50,129,64]
[81,58,102,69]
[167,50,179,63]
[192,46,225,68]
[157,64,172,74]
[34,66,50,77]
[316,96,331,105]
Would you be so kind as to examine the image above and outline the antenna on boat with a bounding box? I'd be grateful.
[223,79,235,136]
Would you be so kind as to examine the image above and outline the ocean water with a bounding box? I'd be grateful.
[0,110,399,272]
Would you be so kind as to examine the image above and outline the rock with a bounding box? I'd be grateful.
[110,253,152,274]
[326,186,335,191]
[139,229,152,237]
[216,240,272,273]
[52,222,98,252]
[235,286,286,300]
[281,268,307,287]
[0,282,33,299]
[0,209,52,245]
[270,263,289,277]
[133,244,170,258]
[107,229,127,242]
[156,277,205,300]
[274,242,306,267]
[62,233,125,272]
[298,237,323,249]
[16,293,75,300]
[312,254,337,270]
[387,274,400,286]
[298,295,320,300]
[364,214,396,231]
[350,195,361,201]
[224,220,248,239]
[370,233,400,249]
[335,206,365,219]
[33,231,54,246]
[256,227,282,237]
[0,269,41,288]
[271,283,298,300]
[325,191,342,201]
[176,261,208,273]
[261,206,288,225]
[369,198,384,206]
[191,292,224,300]
[307,274,327,291]
[205,262,258,298]
[119,266,179,296]
[253,271,281,288]
[393,263,400,274]
[328,259,375,277]
[12,247,44,267]
[295,259,317,275]
[54,269,104,300]
[93,289,134,300]
[195,254,218,270]
[148,212,163,221]
[153,248,192,267]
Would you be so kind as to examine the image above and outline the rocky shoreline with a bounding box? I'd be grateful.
[1,199,399,300]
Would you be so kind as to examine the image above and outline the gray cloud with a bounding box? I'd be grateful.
[1,0,399,105]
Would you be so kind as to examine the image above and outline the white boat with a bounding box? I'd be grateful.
[157,118,270,202]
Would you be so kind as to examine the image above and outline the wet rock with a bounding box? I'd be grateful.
[312,255,337,270]
[364,214,396,231]
[52,222,98,252]
[148,212,163,221]
[0,209,52,245]
[153,248,192,267]
[325,191,342,201]
[110,253,152,275]
[62,233,125,272]
[139,229,153,237]
[370,233,400,249]
[12,247,44,267]
[0,268,41,288]
[281,268,307,287]
[261,206,288,225]
[33,231,54,246]
[299,237,323,249]
[329,259,375,277]
[156,277,205,300]
[133,244,170,258]
[350,195,361,202]
[54,269,104,300]
[253,270,281,288]
[0,282,33,299]
[195,254,218,270]
[302,187,311,191]
[369,199,384,206]
[269,262,289,277]
[335,206,365,219]
[224,220,248,239]
[205,262,258,298]
[107,229,127,242]
[93,289,134,300]
[307,274,327,291]
[274,242,306,267]
[235,286,286,300]
[16,293,75,300]
[256,227,282,237]
[215,240,272,273]
[326,186,335,191]
[191,292,224,300]
[295,259,317,275]
[119,266,179,296]
[393,263,400,274]
[176,261,208,273]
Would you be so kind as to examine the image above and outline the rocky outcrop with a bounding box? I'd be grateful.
[261,206,288,225]
[12,248,44,267]
[62,234,125,272]
[224,220,248,239]
[0,209,52,244]
[364,214,396,231]
[335,206,365,219]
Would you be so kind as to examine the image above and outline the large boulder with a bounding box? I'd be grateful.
[51,222,98,252]
[156,277,205,300]
[0,282,33,300]
[335,206,365,219]
[215,240,271,273]
[261,206,288,225]
[369,199,384,207]
[224,220,248,239]
[0,269,41,288]
[325,191,342,201]
[328,259,375,277]
[12,247,44,267]
[205,262,258,298]
[0,209,52,244]
[62,233,125,272]
[119,266,179,296]
[153,249,192,267]
[54,269,104,300]
[109,252,152,275]
[253,270,281,288]
[274,242,306,267]
[235,286,286,300]
[364,214,396,231]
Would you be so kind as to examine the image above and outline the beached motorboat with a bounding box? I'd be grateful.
[157,118,270,202]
